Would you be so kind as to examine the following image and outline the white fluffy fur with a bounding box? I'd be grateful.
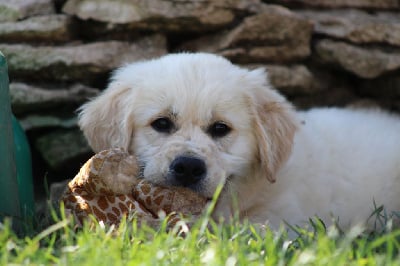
[79,53,400,230]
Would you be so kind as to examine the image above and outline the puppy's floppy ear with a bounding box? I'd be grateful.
[78,81,134,152]
[248,69,298,183]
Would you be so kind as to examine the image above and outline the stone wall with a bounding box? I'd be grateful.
[2,0,400,193]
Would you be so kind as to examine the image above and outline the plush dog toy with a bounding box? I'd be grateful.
[61,148,208,228]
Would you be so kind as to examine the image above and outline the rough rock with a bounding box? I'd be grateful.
[298,10,400,46]
[266,65,324,96]
[359,75,400,97]
[180,5,313,63]
[62,0,256,32]
[315,39,400,79]
[20,115,78,131]
[34,128,92,170]
[0,35,167,83]
[0,15,73,43]
[292,87,356,110]
[271,0,400,9]
[0,0,55,22]
[244,64,324,96]
[10,82,99,115]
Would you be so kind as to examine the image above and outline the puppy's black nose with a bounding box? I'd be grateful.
[169,156,206,187]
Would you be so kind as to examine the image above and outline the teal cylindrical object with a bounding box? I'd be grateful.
[0,51,21,222]
[12,115,35,217]
[0,51,35,225]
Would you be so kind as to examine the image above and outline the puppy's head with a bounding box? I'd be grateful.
[79,53,297,199]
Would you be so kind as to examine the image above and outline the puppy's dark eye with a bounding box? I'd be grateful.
[208,122,231,138]
[151,117,174,133]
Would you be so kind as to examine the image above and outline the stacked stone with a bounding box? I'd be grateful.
[1,0,400,183]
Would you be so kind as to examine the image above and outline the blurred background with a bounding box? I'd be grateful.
[1,0,400,204]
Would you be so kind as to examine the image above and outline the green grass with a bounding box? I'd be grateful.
[1,203,400,266]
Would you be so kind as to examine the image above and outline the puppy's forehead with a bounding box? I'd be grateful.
[119,54,258,125]
[139,78,249,125]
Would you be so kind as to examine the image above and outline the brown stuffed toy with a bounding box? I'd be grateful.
[61,148,208,229]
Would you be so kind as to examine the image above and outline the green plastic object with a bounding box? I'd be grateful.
[12,114,35,217]
[0,51,34,225]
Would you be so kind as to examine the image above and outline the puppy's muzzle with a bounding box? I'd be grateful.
[169,156,206,187]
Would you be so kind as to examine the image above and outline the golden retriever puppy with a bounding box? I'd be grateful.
[78,53,400,230]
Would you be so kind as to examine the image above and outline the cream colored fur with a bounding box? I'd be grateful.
[78,53,400,230]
